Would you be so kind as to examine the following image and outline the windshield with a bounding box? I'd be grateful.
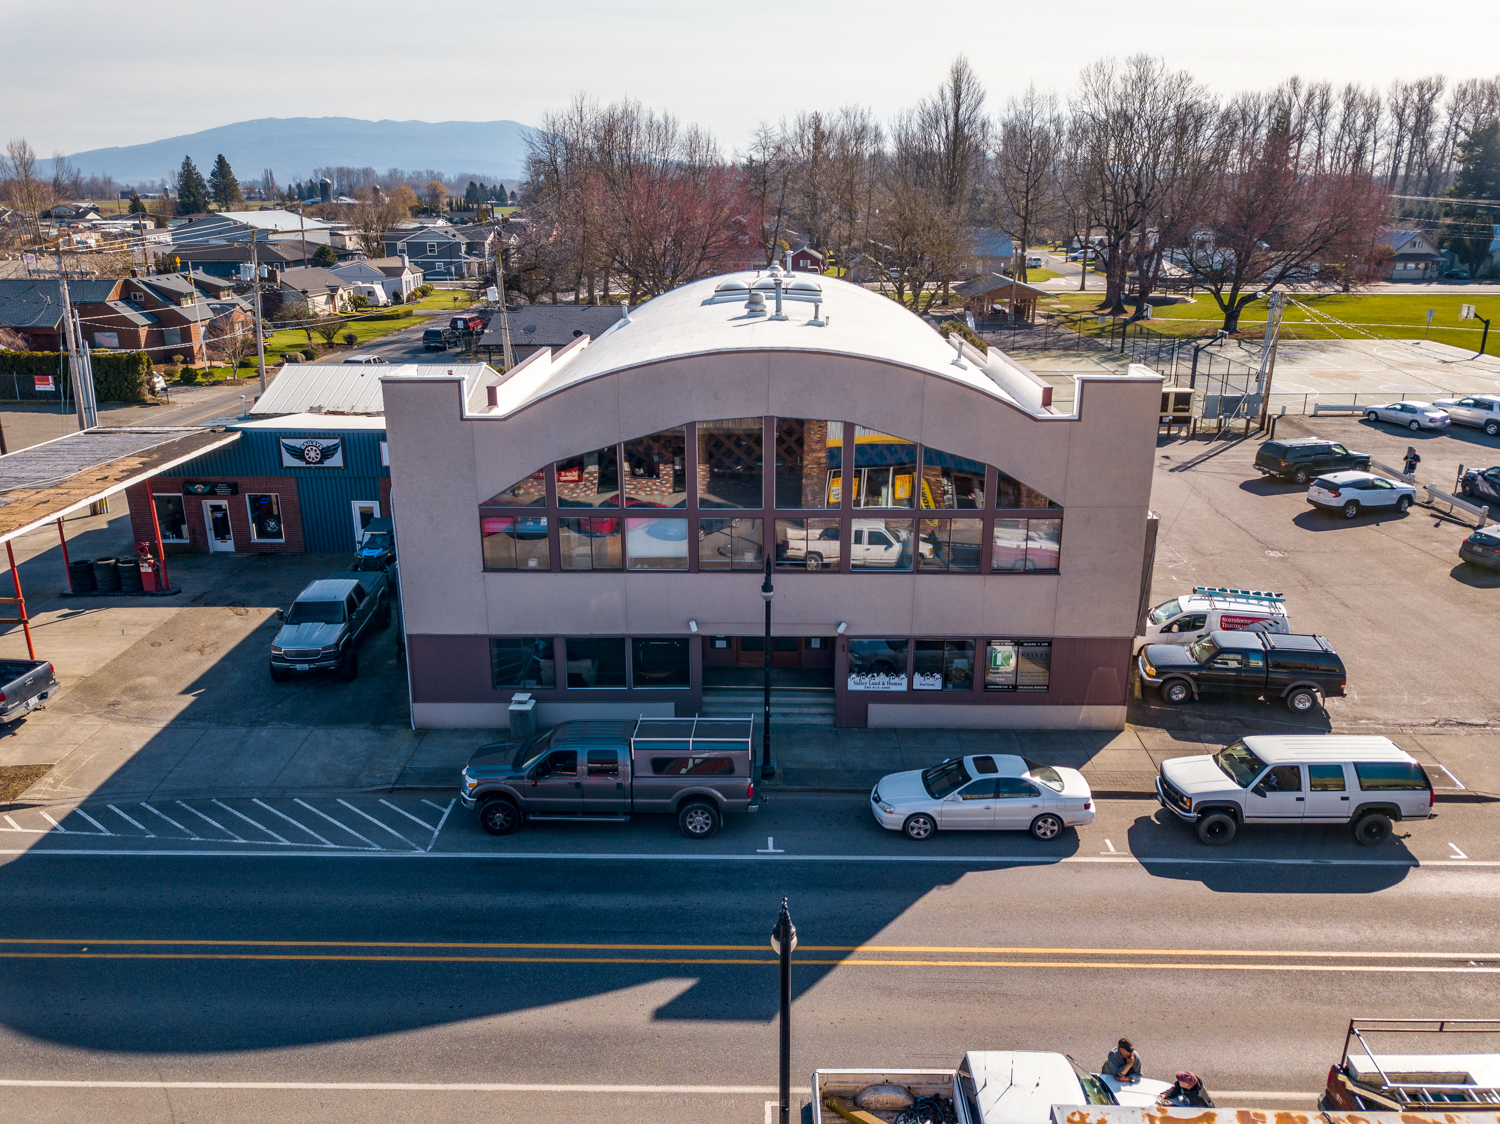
[361,533,392,551]
[1215,739,1267,787]
[286,600,344,625]
[515,730,556,771]
[1068,1058,1117,1106]
[1186,635,1219,664]
[1023,758,1065,792]
[921,759,972,799]
[1147,598,1182,626]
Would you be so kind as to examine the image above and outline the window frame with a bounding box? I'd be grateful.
[152,493,190,543]
[245,492,285,543]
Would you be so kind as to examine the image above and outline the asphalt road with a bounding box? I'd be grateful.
[4,795,1499,1122]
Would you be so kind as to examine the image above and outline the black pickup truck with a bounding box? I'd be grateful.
[269,572,390,681]
[0,659,59,723]
[461,717,761,839]
[1137,630,1346,714]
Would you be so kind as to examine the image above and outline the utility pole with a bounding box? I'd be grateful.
[251,235,267,393]
[1256,291,1285,429]
[55,247,89,431]
[495,238,515,370]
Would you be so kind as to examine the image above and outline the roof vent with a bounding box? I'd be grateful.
[620,299,631,323]
[745,291,768,317]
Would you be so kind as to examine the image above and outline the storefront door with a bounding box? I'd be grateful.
[351,500,380,545]
[203,500,235,552]
[734,636,803,667]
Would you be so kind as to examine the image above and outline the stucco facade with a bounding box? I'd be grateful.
[382,270,1160,731]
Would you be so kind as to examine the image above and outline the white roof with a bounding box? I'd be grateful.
[484,271,1081,418]
[215,210,333,233]
[963,1052,1102,1124]
[232,413,390,431]
[1240,736,1412,763]
[251,362,494,416]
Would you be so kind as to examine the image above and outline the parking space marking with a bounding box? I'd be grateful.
[292,799,380,850]
[71,809,113,835]
[338,799,420,850]
[175,801,244,842]
[756,837,784,853]
[252,800,336,848]
[140,803,199,839]
[1434,764,1466,790]
[380,799,435,832]
[106,806,153,837]
[211,800,291,845]
[422,799,456,850]
[1450,843,1469,859]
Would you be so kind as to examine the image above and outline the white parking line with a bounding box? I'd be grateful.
[3,814,42,834]
[379,798,435,832]
[1450,842,1469,860]
[212,801,292,845]
[107,806,153,837]
[291,799,380,850]
[71,809,113,835]
[174,801,245,842]
[251,799,336,848]
[424,799,456,850]
[140,803,199,839]
[338,799,420,850]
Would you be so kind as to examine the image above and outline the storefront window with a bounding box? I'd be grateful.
[916,518,982,572]
[698,517,763,571]
[985,640,1051,691]
[481,514,550,570]
[913,640,975,691]
[490,638,556,688]
[623,427,687,507]
[484,469,548,507]
[697,418,763,508]
[563,637,628,688]
[559,517,622,570]
[153,494,188,542]
[920,447,986,509]
[851,518,914,571]
[625,516,689,570]
[632,637,690,688]
[847,639,909,691]
[554,445,619,507]
[774,518,841,571]
[995,469,1060,510]
[992,518,1062,573]
[853,427,917,508]
[246,493,284,542]
[774,419,842,509]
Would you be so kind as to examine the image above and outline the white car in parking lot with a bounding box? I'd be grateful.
[1433,394,1500,436]
[1307,470,1416,518]
[871,753,1094,841]
[1363,400,1450,430]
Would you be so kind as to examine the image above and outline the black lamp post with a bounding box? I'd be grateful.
[760,553,776,779]
[770,897,797,1124]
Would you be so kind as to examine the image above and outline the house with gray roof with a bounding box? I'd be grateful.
[379,226,484,280]
[477,304,625,364]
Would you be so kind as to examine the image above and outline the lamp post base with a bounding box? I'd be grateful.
[760,760,777,780]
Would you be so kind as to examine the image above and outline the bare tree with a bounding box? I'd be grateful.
[1,139,55,246]
[206,311,252,369]
[993,85,1064,282]
[51,152,82,200]
[741,120,798,266]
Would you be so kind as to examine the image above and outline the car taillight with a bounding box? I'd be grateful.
[747,782,755,801]
[1327,487,1340,497]
[1083,800,1093,810]
[1430,787,1436,808]
[46,663,53,678]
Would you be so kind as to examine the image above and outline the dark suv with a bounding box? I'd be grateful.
[1254,438,1370,484]
[1138,630,1346,713]
[423,326,459,351]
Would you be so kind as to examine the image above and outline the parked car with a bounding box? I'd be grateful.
[1141,586,1289,650]
[1458,524,1500,570]
[422,326,459,351]
[871,753,1094,841]
[1254,437,1370,484]
[269,572,390,681]
[1443,268,1471,280]
[450,314,486,335]
[461,717,760,838]
[0,659,58,723]
[1306,470,1416,518]
[1066,249,1096,262]
[1460,465,1500,505]
[1363,400,1450,431]
[1026,254,1044,269]
[1156,735,1433,846]
[1138,630,1346,713]
[1433,394,1500,435]
[342,354,388,365]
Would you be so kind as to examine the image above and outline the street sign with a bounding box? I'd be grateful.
[1461,304,1477,320]
[1426,309,1436,323]
[33,375,55,392]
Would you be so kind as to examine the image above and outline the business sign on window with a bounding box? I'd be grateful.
[280,438,344,468]
[985,640,1051,691]
[183,481,237,496]
[33,375,55,392]
[94,331,119,349]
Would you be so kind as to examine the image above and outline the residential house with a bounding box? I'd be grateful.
[274,266,354,315]
[115,272,229,362]
[329,256,424,305]
[1379,229,1442,281]
[966,229,1015,277]
[173,209,334,248]
[0,278,135,352]
[164,241,317,280]
[477,304,625,364]
[789,245,824,273]
[379,226,483,279]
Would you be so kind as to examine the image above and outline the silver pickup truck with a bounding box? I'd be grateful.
[0,659,59,723]
[269,572,390,681]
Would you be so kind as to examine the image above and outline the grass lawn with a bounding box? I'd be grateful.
[241,290,478,364]
[1019,268,1060,283]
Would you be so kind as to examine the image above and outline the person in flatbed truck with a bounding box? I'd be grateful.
[1157,1071,1213,1108]
[1102,1038,1143,1084]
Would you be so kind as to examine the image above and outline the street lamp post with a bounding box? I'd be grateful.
[760,554,776,780]
[770,897,797,1124]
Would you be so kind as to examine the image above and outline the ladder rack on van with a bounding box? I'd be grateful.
[1192,586,1284,604]
[1331,1018,1500,1110]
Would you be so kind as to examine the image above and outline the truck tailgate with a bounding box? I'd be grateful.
[812,1070,963,1124]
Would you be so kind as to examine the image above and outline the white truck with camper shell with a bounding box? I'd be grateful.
[1139,587,1289,651]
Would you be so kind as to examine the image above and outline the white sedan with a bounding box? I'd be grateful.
[1307,470,1416,518]
[1363,400,1450,430]
[871,753,1094,841]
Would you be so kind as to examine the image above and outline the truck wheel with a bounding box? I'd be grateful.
[1030,813,1064,841]
[1285,687,1318,713]
[1485,420,1499,436]
[678,801,720,839]
[339,648,359,681]
[1160,680,1192,705]
[479,798,521,836]
[1342,500,1360,519]
[1293,466,1310,485]
[1352,812,1392,846]
[1196,812,1237,846]
[269,663,289,683]
[902,813,936,841]
[805,553,824,572]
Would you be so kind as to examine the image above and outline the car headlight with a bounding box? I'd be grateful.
[1143,661,1156,677]
[463,770,479,791]
[878,801,897,814]
[271,646,284,656]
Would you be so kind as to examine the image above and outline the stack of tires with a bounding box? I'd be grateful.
[117,559,144,594]
[92,557,120,594]
[68,559,96,593]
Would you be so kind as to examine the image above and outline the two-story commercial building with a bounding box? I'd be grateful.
[382,266,1160,731]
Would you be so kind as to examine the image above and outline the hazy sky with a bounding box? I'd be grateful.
[9,0,1498,156]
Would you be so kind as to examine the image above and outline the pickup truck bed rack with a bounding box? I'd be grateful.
[1326,1018,1500,1110]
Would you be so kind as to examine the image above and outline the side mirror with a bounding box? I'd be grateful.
[275,608,285,621]
[1251,783,1268,797]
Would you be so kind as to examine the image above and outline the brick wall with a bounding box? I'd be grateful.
[127,476,305,555]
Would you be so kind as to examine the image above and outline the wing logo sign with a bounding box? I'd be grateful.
[280,439,344,468]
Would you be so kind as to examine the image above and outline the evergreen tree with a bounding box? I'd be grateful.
[127,191,146,214]
[312,243,338,267]
[176,156,210,215]
[1444,120,1500,276]
[465,180,480,205]
[493,182,507,201]
[208,154,242,209]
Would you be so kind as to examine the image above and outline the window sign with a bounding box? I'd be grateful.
[847,639,908,691]
[280,438,344,468]
[34,375,55,392]
[182,481,237,496]
[986,640,1051,691]
[247,493,284,542]
[985,642,1018,690]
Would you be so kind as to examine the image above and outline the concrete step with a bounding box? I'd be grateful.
[698,688,836,723]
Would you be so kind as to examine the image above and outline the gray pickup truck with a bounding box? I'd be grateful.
[0,659,59,723]
[269,572,390,682]
[461,716,761,839]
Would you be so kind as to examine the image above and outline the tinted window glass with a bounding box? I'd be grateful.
[484,470,547,507]
[699,517,764,571]
[563,637,627,688]
[1214,740,1266,786]
[994,777,1041,798]
[958,778,998,800]
[920,446,986,509]
[632,637,690,688]
[650,756,734,776]
[774,419,842,509]
[853,427,916,508]
[1353,761,1430,790]
[921,759,971,799]
[623,428,686,507]
[286,599,344,624]
[1023,760,1065,792]
[490,638,556,688]
[1260,765,1302,792]
[971,755,999,774]
[554,445,620,507]
[625,516,689,570]
[587,750,619,776]
[539,750,577,777]
[697,418,763,508]
[1308,765,1346,791]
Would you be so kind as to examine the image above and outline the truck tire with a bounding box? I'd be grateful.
[1160,679,1192,705]
[1030,813,1064,841]
[479,798,522,836]
[805,553,824,572]
[269,663,289,683]
[678,801,720,839]
[902,813,936,841]
[1196,812,1237,846]
[1352,812,1392,846]
[1285,687,1319,713]
[339,648,359,681]
[1293,466,1310,485]
[1485,420,1499,436]
[1342,500,1360,518]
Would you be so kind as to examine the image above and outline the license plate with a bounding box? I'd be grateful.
[295,664,310,671]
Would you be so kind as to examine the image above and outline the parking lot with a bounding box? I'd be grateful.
[1139,412,1500,734]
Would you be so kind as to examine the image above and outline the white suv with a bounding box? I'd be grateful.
[1156,735,1434,846]
[1434,394,1500,436]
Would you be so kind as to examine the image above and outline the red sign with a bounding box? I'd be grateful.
[34,375,55,392]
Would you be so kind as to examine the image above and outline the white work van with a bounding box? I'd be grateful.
[1139,586,1288,651]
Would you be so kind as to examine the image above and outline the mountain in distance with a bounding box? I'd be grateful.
[64,117,536,186]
